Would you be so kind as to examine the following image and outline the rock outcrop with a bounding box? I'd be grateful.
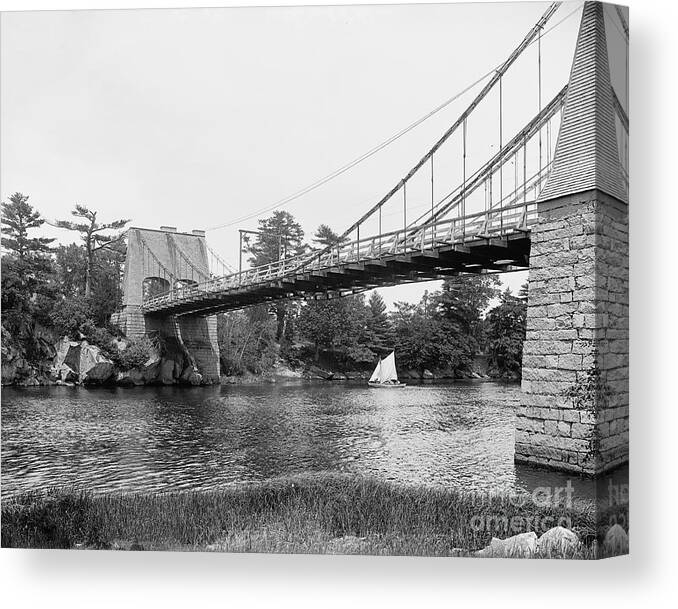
[51,338,115,384]
[602,523,629,555]
[43,335,208,387]
[536,526,582,557]
[475,531,538,558]
[475,527,587,559]
[1,323,57,386]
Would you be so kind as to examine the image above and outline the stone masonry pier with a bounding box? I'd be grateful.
[516,189,628,474]
[514,2,628,474]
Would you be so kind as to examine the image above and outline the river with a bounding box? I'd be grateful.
[1,381,626,500]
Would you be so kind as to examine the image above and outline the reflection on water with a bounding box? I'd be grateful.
[1,382,626,500]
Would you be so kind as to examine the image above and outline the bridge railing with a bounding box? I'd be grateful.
[142,200,537,311]
[303,200,537,270]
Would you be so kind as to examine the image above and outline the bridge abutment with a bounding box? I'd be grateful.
[112,306,220,385]
[111,226,221,384]
[516,190,628,475]
[176,315,220,384]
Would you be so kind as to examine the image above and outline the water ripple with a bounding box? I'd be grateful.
[1,381,602,499]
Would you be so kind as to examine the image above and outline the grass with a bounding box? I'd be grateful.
[1,473,607,557]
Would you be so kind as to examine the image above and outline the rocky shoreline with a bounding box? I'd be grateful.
[2,333,517,388]
[2,334,207,388]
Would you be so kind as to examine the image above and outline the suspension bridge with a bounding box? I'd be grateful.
[112,2,629,476]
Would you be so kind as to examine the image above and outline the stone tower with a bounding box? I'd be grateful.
[111,226,220,384]
[515,2,629,474]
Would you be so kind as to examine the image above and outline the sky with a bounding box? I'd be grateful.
[1,1,617,309]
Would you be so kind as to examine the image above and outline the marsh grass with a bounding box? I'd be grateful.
[1,473,600,557]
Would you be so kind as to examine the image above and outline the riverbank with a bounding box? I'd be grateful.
[2,334,500,388]
[2,473,608,557]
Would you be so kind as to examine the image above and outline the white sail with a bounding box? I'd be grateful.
[369,359,382,383]
[378,352,399,383]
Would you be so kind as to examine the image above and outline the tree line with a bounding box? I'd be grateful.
[1,194,527,378]
[219,210,528,378]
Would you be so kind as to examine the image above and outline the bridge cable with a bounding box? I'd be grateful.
[166,233,210,284]
[538,22,543,178]
[204,68,495,232]
[499,75,503,233]
[200,3,582,288]
[206,2,584,235]
[410,85,567,229]
[137,232,177,300]
[294,2,563,272]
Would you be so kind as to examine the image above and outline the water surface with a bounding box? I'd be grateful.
[1,381,622,499]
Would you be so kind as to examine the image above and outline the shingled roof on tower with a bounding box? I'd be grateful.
[538,1,628,204]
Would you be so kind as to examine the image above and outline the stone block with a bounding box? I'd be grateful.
[557,421,571,436]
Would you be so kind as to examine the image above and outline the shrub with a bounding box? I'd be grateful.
[115,336,157,371]
[49,297,93,338]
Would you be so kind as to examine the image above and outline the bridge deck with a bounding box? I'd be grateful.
[143,202,536,317]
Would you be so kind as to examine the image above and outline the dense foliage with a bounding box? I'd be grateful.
[485,288,528,378]
[217,306,278,375]
[1,193,126,367]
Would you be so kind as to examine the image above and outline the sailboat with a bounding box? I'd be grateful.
[368,351,406,388]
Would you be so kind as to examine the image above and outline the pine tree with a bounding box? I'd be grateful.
[1,193,54,260]
[1,193,57,348]
[366,291,391,350]
[244,211,305,340]
[55,205,128,297]
[518,281,529,300]
[246,211,305,267]
[313,224,346,248]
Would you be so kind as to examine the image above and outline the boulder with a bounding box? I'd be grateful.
[111,337,129,352]
[140,354,161,382]
[308,365,333,380]
[422,369,434,379]
[178,364,202,385]
[51,337,76,376]
[537,527,581,557]
[475,532,538,558]
[59,365,77,383]
[51,339,115,384]
[603,524,629,555]
[159,358,177,384]
[116,371,135,387]
[179,364,195,383]
[76,342,115,384]
[187,371,203,386]
[116,368,145,387]
[79,344,115,383]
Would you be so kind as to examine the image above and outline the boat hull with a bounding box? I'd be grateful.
[367,382,407,388]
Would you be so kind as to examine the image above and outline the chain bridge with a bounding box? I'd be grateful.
[112,2,629,476]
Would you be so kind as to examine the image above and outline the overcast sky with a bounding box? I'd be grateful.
[1,1,625,308]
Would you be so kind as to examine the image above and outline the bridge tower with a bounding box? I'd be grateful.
[112,226,220,384]
[515,2,628,474]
